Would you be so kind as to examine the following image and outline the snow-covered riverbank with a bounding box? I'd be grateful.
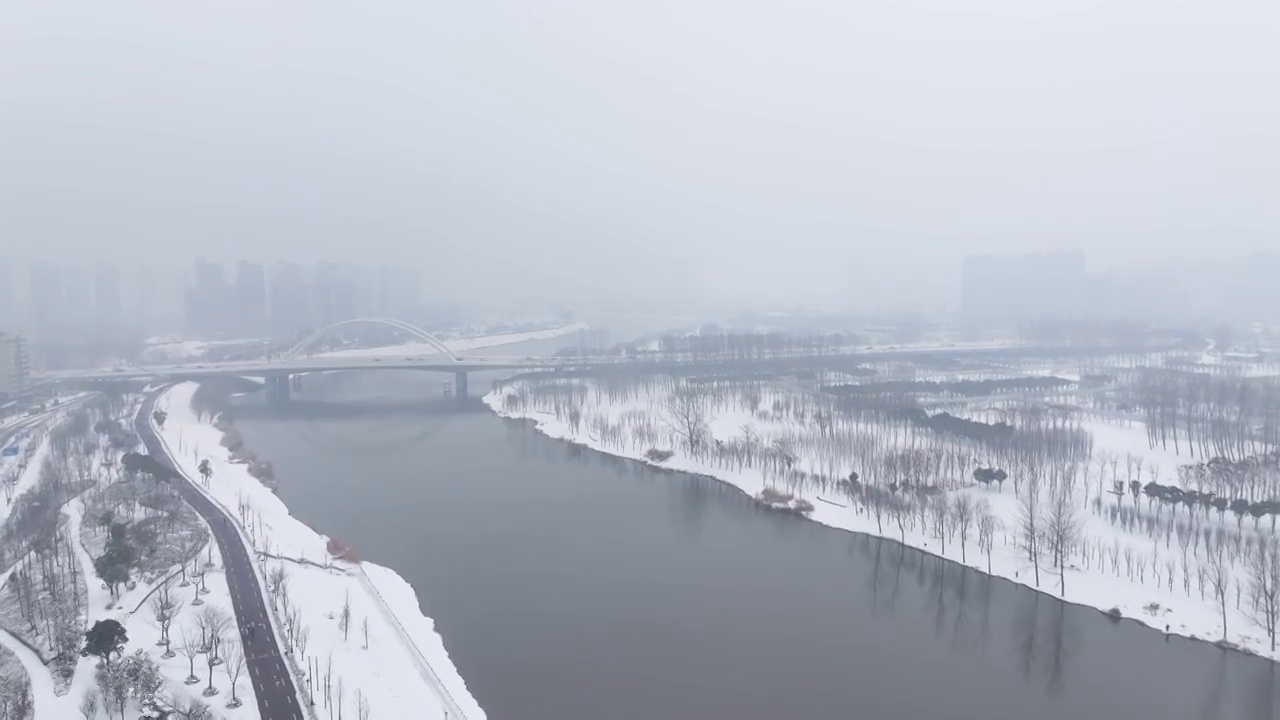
[154,382,487,719]
[318,321,589,359]
[485,379,1280,661]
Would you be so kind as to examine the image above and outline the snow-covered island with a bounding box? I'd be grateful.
[486,346,1280,660]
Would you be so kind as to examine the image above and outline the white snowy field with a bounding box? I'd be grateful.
[315,321,588,359]
[154,382,487,720]
[142,337,267,363]
[486,378,1280,661]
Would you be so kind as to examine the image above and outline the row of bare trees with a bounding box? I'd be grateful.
[1132,369,1280,460]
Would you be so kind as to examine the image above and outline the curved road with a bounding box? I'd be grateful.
[137,391,304,720]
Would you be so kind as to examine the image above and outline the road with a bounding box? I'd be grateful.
[137,390,305,720]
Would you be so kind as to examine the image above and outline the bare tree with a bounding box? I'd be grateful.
[267,564,289,610]
[340,590,352,642]
[1045,483,1083,597]
[297,624,311,659]
[78,688,99,720]
[200,606,230,664]
[104,659,132,720]
[337,676,347,720]
[6,675,33,720]
[355,688,372,720]
[977,501,998,574]
[223,639,246,708]
[866,485,887,534]
[151,583,183,658]
[200,611,229,697]
[665,389,708,455]
[1248,541,1280,652]
[168,695,213,720]
[1018,470,1043,587]
[952,494,974,564]
[930,495,950,556]
[1208,547,1232,642]
[179,627,202,685]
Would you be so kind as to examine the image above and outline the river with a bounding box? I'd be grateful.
[226,336,1280,720]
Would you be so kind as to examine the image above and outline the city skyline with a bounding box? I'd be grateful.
[5,249,1280,343]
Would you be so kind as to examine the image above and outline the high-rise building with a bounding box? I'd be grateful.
[29,260,64,328]
[313,262,357,329]
[269,262,311,338]
[130,266,156,323]
[960,250,1086,326]
[185,259,233,337]
[95,261,122,325]
[351,265,380,319]
[0,264,13,330]
[61,264,93,327]
[377,265,422,320]
[235,261,267,337]
[0,332,30,400]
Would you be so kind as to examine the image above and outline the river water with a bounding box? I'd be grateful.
[227,337,1280,720]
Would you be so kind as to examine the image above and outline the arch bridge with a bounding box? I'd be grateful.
[284,317,461,362]
[266,317,468,403]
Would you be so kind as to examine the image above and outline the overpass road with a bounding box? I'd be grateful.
[36,342,1188,386]
[30,315,1191,387]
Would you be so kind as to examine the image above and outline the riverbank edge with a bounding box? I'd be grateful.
[480,390,1273,663]
[156,383,488,719]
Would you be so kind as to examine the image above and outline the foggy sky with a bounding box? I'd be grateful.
[2,2,1276,313]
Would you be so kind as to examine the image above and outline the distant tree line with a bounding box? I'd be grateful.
[1131,369,1280,460]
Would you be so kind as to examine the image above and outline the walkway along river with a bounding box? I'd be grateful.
[226,368,1280,720]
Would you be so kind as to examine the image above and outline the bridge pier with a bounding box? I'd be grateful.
[265,375,292,405]
[454,371,469,405]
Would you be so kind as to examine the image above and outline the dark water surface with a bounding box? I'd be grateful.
[230,368,1280,720]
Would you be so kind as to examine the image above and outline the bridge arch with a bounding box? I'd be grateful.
[283,317,460,362]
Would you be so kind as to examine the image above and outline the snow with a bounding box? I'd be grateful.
[143,337,266,363]
[1,406,259,718]
[64,496,260,717]
[315,321,589,359]
[0,427,51,534]
[0,626,55,718]
[154,382,488,720]
[486,379,1280,661]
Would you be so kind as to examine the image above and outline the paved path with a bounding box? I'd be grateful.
[137,391,305,720]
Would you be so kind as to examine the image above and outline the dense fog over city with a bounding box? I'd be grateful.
[3,1,1277,316]
[7,5,1280,720]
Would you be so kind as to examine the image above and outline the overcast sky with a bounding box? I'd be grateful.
[2,2,1276,312]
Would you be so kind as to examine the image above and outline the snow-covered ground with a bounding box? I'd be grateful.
[153,382,487,719]
[142,337,267,363]
[1,402,253,718]
[486,378,1280,661]
[316,321,588,358]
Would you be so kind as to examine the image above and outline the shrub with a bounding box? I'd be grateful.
[327,537,361,563]
[219,428,244,451]
[248,460,275,482]
[643,448,674,463]
[760,487,793,504]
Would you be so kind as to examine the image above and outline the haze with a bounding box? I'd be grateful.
[2,1,1276,312]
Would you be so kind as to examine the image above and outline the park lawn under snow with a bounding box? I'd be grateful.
[316,321,588,359]
[0,409,256,719]
[154,382,487,720]
[485,380,1280,661]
